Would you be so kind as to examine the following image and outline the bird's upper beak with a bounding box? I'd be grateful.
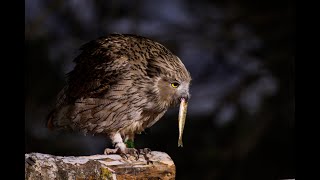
[180,92,190,102]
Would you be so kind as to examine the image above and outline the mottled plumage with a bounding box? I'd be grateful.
[47,34,191,154]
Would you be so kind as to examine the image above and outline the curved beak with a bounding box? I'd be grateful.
[180,92,190,102]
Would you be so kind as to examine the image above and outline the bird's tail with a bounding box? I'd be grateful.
[46,86,68,130]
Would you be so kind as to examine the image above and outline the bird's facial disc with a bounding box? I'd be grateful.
[156,78,190,108]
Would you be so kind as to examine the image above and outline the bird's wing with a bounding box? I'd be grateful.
[145,110,166,128]
[65,39,130,101]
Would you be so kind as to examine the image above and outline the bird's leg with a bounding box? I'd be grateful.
[124,133,135,148]
[104,132,126,156]
[104,132,139,159]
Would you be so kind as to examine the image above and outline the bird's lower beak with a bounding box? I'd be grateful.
[178,97,188,147]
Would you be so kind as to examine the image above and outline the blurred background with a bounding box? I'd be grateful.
[25,0,295,179]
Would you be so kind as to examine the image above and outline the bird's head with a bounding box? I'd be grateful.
[143,45,191,147]
[154,56,191,109]
[154,55,191,148]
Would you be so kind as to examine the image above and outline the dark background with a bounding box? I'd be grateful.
[25,0,295,179]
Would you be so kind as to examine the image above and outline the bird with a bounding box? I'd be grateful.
[47,33,191,156]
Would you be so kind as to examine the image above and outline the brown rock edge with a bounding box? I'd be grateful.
[25,151,176,180]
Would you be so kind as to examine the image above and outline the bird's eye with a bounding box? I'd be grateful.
[171,83,180,88]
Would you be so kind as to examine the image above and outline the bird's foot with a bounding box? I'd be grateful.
[139,148,151,154]
[104,148,119,155]
[139,148,153,164]
[104,147,139,160]
[104,146,153,164]
[125,148,140,160]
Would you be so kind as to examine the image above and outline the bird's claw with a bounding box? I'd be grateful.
[125,148,140,160]
[104,147,153,164]
[139,148,151,154]
[104,148,120,155]
[139,148,153,164]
